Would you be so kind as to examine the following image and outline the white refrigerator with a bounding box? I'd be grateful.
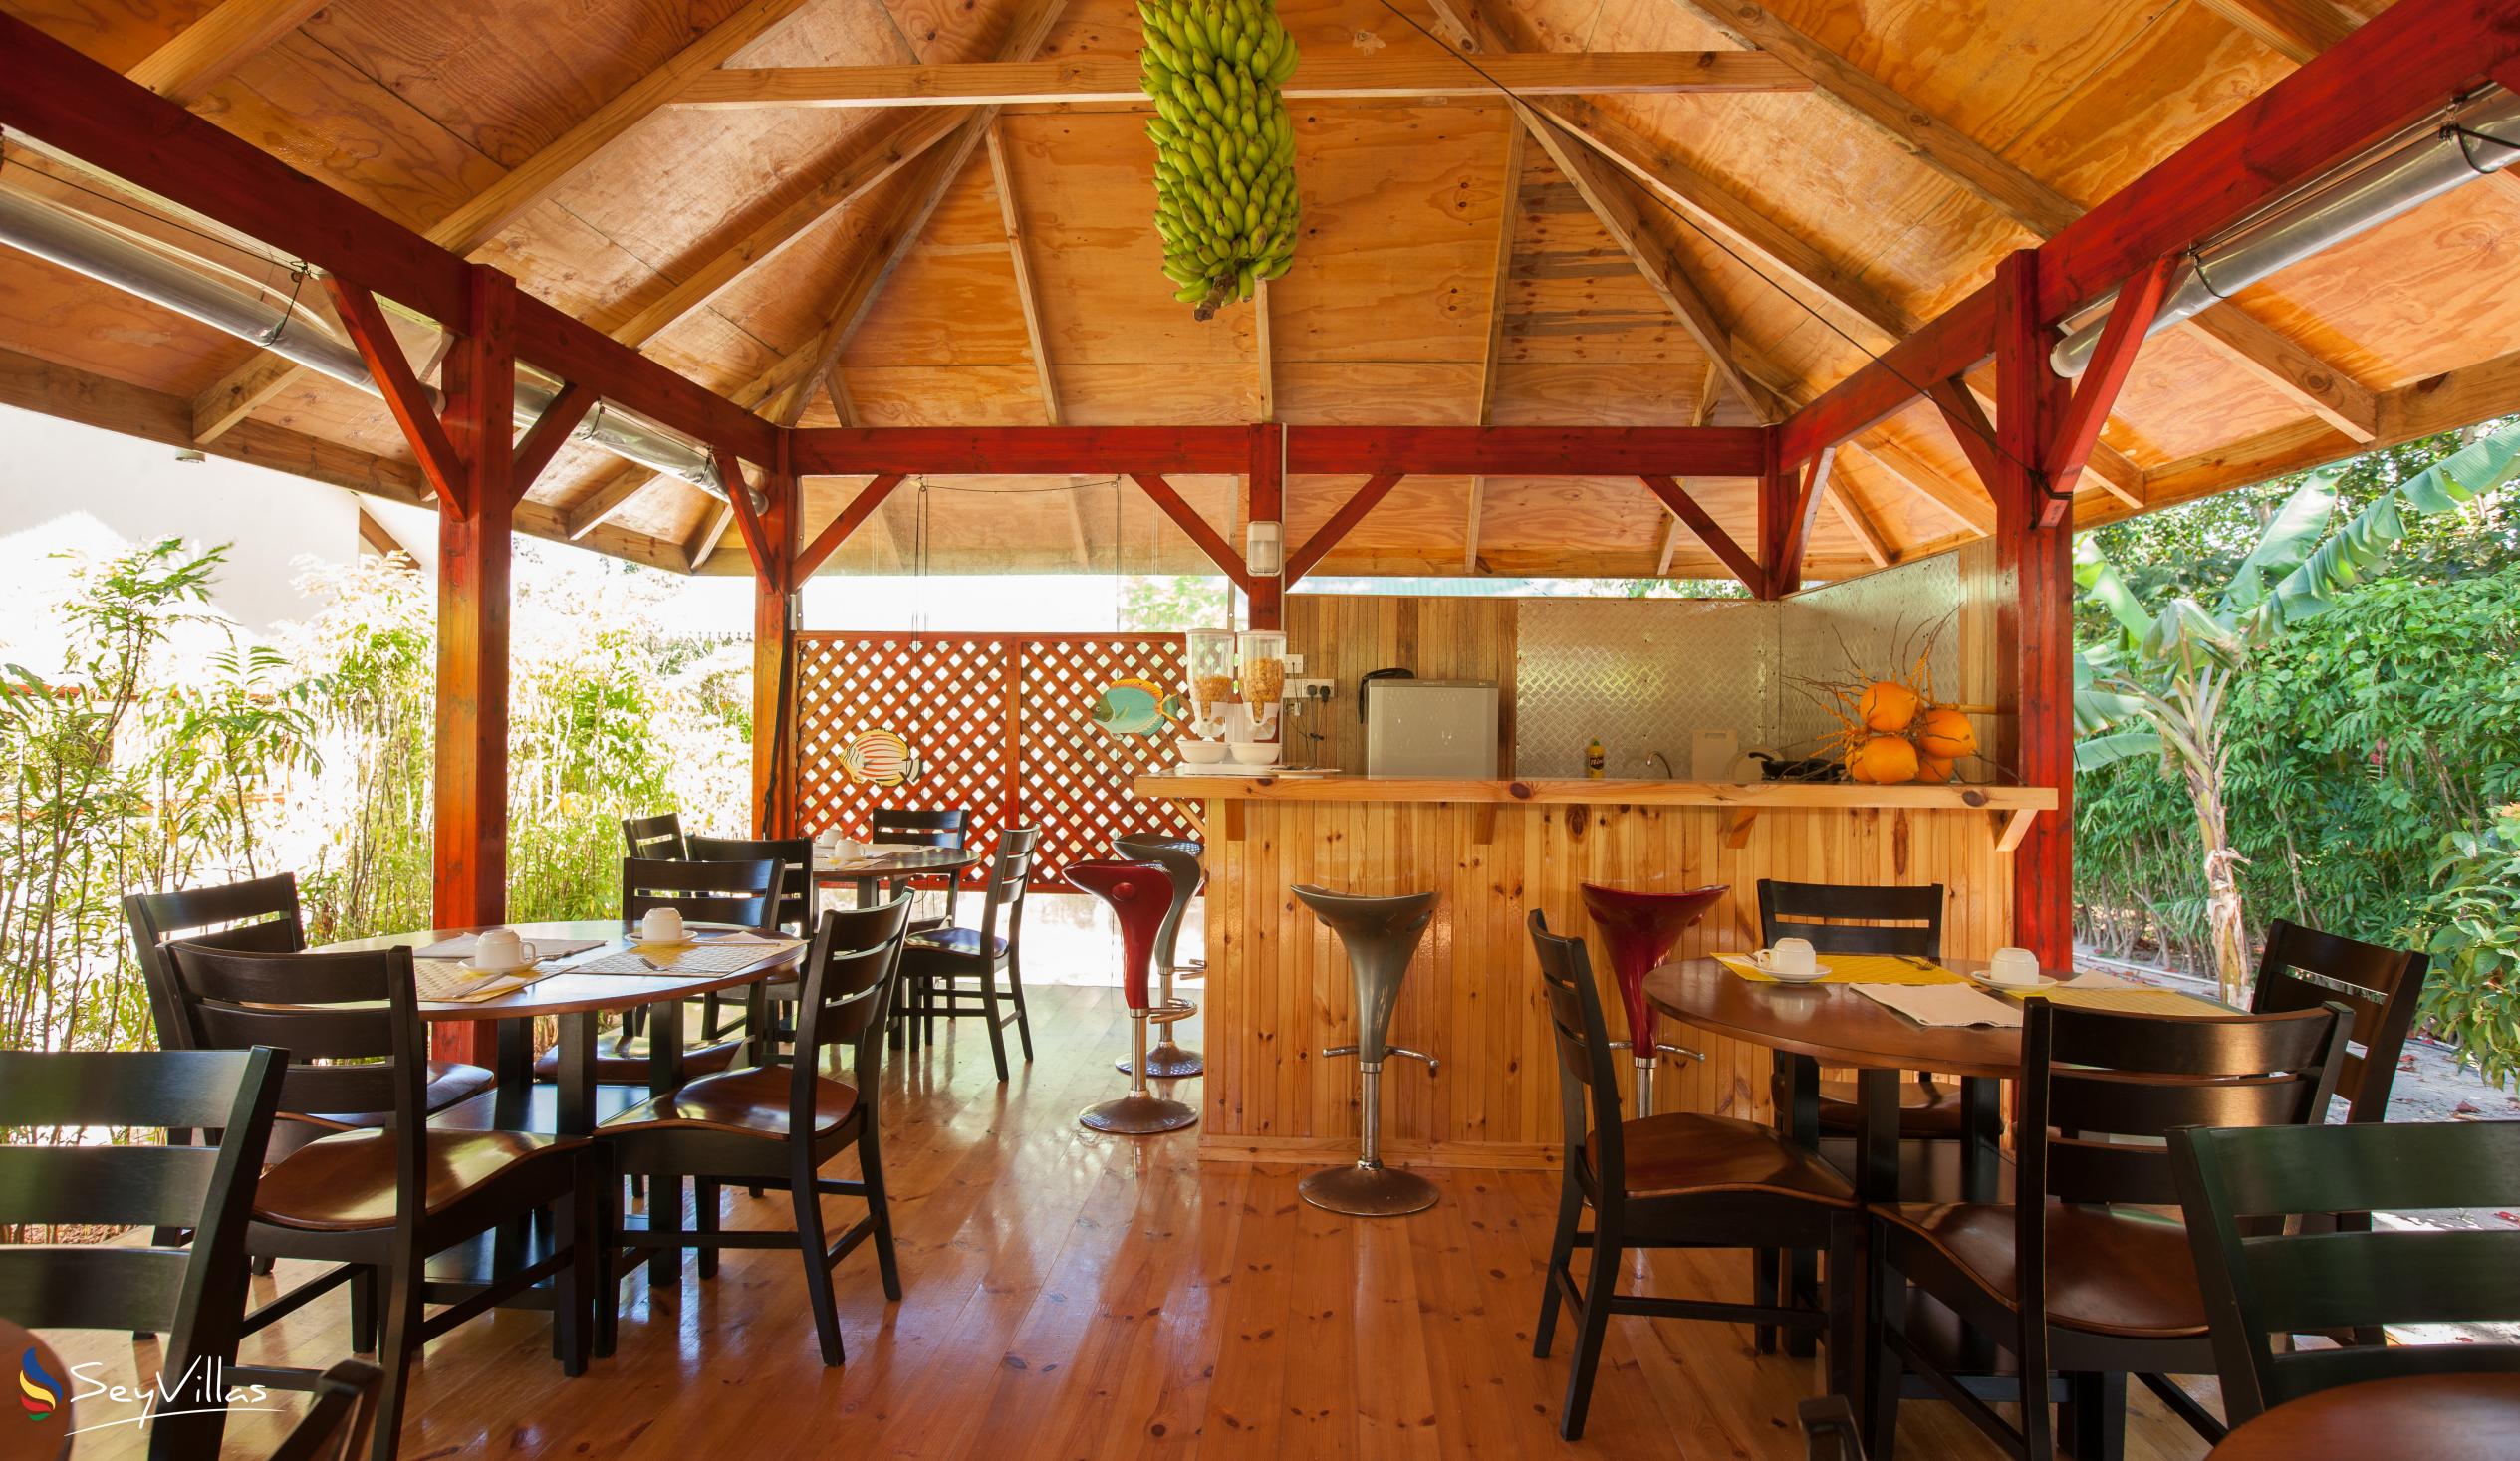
[1363,679,1500,778]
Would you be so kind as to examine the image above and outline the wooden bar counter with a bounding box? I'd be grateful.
[1135,775,2058,1169]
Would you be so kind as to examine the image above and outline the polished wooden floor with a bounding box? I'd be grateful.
[65,986,2213,1457]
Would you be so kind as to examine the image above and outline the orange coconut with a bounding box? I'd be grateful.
[1846,734,1919,785]
[1915,705,1978,759]
[1859,680,1921,732]
[1914,754,1955,783]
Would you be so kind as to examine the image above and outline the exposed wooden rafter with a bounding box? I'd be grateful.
[1286,473,1407,583]
[983,121,1061,425]
[1464,122,1527,575]
[1651,366,1726,577]
[126,0,329,105]
[1254,281,1275,423]
[1825,473,1894,568]
[796,472,908,579]
[683,503,736,575]
[565,463,661,540]
[674,51,1809,107]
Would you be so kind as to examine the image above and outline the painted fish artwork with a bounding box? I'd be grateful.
[1090,678,1186,737]
[843,728,919,787]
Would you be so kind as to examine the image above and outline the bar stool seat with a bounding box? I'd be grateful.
[1113,836,1205,1079]
[1294,883,1441,1217]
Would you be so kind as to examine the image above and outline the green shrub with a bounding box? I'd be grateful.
[2409,804,2520,1090]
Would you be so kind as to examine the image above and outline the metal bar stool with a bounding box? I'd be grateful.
[1578,882,1723,1117]
[1066,858,1198,1134]
[1293,883,1441,1216]
[1112,836,1205,1079]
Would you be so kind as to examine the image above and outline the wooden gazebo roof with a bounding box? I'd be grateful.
[5,0,2519,584]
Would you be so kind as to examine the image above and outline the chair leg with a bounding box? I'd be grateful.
[1007,948,1034,1061]
[2061,1371,2126,1461]
[368,1264,423,1461]
[694,1179,721,1280]
[555,1172,593,1377]
[1785,1245,1819,1358]
[860,1123,903,1302]
[1533,1173,1582,1358]
[595,1164,620,1360]
[790,1177,846,1367]
[979,964,1011,1083]
[349,1265,378,1354]
[1865,1234,1904,1461]
[1557,1226,1621,1441]
[1752,1247,1780,1354]
[1824,1213,1861,1403]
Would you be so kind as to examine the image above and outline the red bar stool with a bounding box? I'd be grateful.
[1113,836,1205,1079]
[1066,858,1198,1134]
[1579,881,1725,1117]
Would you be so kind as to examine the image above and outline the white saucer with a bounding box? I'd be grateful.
[1751,958,1833,984]
[460,961,535,977]
[1967,969,2058,992]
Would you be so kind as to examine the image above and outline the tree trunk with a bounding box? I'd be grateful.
[2178,720,2250,1004]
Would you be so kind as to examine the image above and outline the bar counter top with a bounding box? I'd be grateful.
[1135,773,2057,811]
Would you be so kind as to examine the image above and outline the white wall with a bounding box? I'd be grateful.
[0,404,358,669]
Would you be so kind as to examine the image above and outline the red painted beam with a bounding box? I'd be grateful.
[1639,474,1764,596]
[1285,473,1404,584]
[1925,379,2006,497]
[793,473,905,581]
[509,380,596,505]
[1246,424,1284,629]
[1781,0,2520,466]
[1767,447,1835,597]
[1132,472,1256,594]
[2042,253,2180,503]
[0,13,772,465]
[1286,426,1767,477]
[715,445,781,587]
[324,276,466,512]
[790,427,1252,476]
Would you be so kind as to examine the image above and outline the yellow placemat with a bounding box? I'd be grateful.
[2012,985,2229,1015]
[414,960,560,1003]
[1716,952,1966,986]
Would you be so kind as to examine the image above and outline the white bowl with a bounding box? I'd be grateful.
[1226,740,1283,766]
[1176,738,1229,764]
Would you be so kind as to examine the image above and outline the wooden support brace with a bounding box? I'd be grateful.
[1285,472,1404,584]
[1724,807,1759,850]
[1769,446,1835,596]
[1131,472,1256,592]
[1638,474,1764,594]
[794,473,907,580]
[324,276,466,513]
[509,379,595,504]
[1926,378,2007,500]
[1994,806,2040,854]
[2043,253,2182,507]
[714,446,780,589]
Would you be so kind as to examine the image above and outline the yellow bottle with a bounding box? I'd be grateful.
[1585,738,1606,778]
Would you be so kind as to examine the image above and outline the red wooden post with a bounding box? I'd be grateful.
[1754,426,1793,601]
[1990,250,2077,968]
[1246,422,1284,631]
[751,438,800,839]
[432,266,517,1063]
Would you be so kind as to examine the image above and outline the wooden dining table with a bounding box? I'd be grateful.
[317,918,808,1282]
[815,845,984,906]
[2206,1373,2520,1457]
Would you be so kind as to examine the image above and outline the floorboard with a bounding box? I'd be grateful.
[49,985,2212,1458]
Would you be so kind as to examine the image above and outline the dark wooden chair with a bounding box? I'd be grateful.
[894,829,1038,1081]
[2249,918,2427,1122]
[268,1358,383,1461]
[166,940,602,1461]
[0,1048,285,1460]
[588,855,785,1081]
[686,835,819,1059]
[1756,879,1956,1355]
[598,896,913,1366]
[2171,1118,2520,1428]
[1800,1396,1871,1461]
[622,811,686,861]
[870,806,970,931]
[1865,999,2350,1461]
[1527,910,1861,1441]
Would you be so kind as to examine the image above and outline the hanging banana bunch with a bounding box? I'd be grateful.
[1138,0,1300,320]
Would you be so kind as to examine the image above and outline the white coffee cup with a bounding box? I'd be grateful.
[1759,937,1818,978]
[1987,946,2042,985]
[640,907,686,945]
[473,927,528,972]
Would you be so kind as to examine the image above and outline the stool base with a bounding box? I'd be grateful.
[1117,1040,1204,1079]
[1079,1092,1198,1134]
[1300,1161,1438,1217]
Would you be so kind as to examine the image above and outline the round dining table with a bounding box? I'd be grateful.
[815,845,985,907]
[2206,1373,2520,1457]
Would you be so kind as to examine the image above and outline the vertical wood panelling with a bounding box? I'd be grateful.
[1282,595,1518,774]
[1199,799,2014,1165]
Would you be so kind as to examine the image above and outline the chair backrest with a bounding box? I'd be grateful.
[792,897,914,1126]
[267,1358,383,1461]
[1527,910,1629,1198]
[688,835,815,937]
[2170,1118,2520,1425]
[1756,879,1942,959]
[623,855,781,931]
[623,812,687,861]
[123,872,307,1051]
[166,941,430,1165]
[977,829,1040,952]
[2010,999,2349,1392]
[869,807,969,849]
[2249,918,2428,1122]
[0,1048,286,1459]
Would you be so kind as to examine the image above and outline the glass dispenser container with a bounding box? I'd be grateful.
[1183,628,1237,740]
[1237,629,1287,743]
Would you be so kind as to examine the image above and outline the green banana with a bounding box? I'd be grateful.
[1139,0,1301,319]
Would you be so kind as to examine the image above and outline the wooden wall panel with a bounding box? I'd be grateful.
[1280,594,1518,775]
[1195,797,2018,1166]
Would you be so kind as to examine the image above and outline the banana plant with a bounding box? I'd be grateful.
[2073,424,2520,1000]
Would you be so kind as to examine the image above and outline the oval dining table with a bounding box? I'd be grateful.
[815,845,984,907]
[2205,1374,2520,1457]
[317,919,809,1289]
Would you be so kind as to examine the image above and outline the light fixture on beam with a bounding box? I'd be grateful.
[1245,519,1283,577]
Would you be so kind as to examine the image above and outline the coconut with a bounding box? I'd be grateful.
[1859,680,1921,733]
[1915,706,1978,759]
[1846,733,1919,785]
[1914,754,1955,783]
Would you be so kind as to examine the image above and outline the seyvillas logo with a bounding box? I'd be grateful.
[16,1350,60,1422]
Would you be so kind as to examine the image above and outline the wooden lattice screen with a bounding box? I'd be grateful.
[794,631,1200,888]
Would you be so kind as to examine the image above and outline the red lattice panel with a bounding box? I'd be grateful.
[795,631,1199,888]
